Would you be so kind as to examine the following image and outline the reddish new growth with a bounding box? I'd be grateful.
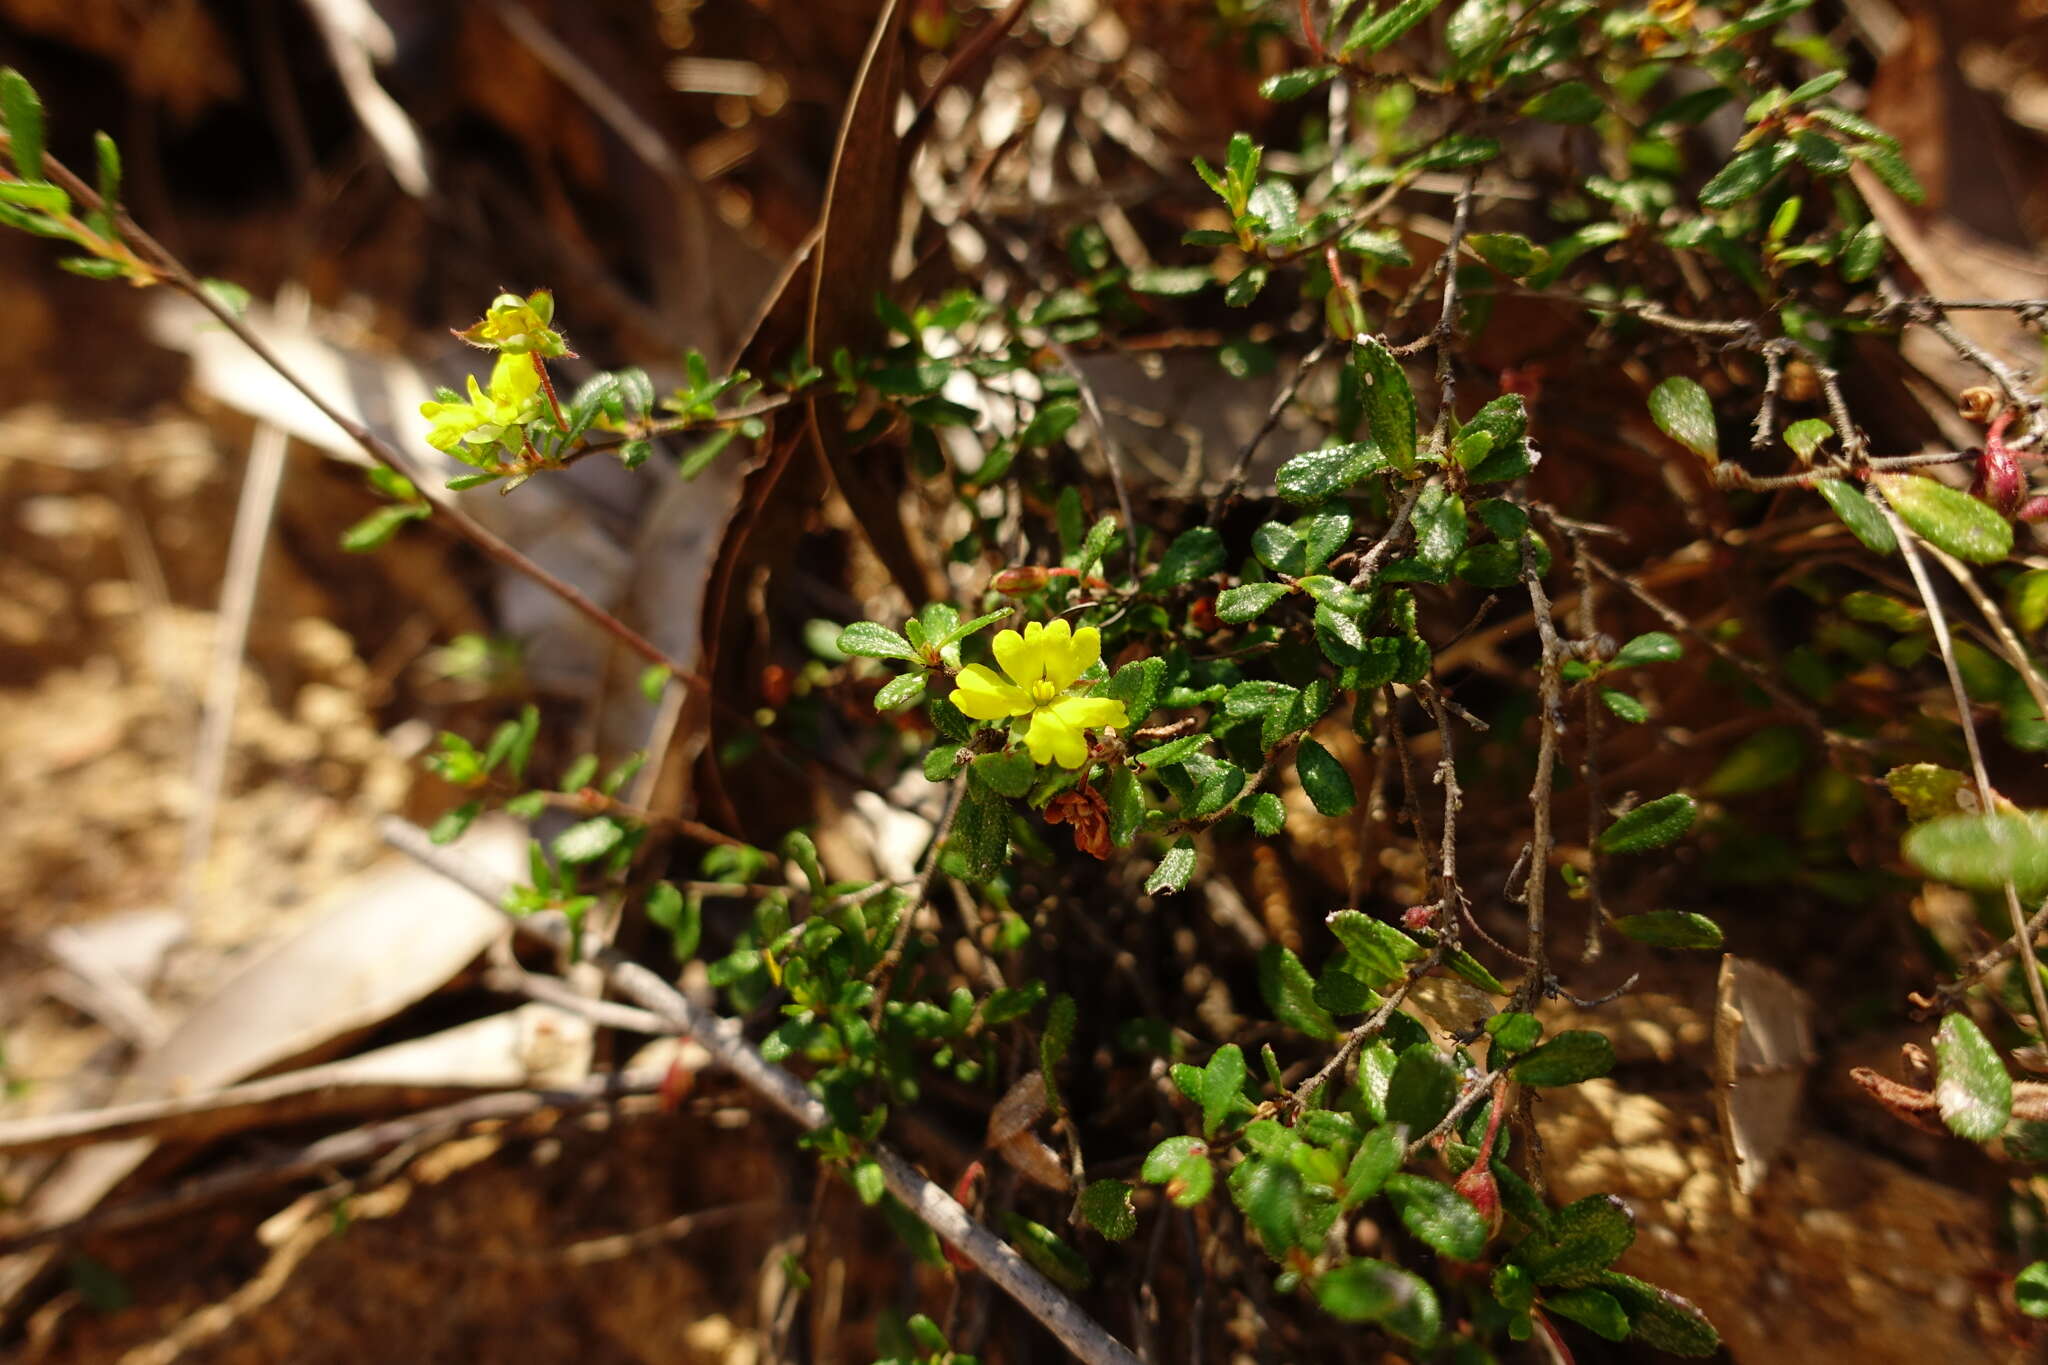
[1969,408,2048,522]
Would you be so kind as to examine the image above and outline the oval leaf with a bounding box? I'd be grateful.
[1934,1013,2012,1142]
[1351,337,1418,472]
[1647,377,1718,462]
[1903,810,2048,895]
[1610,911,1723,949]
[1596,793,1697,855]
[1513,1030,1614,1087]
[1878,474,2013,564]
[1384,1173,1487,1261]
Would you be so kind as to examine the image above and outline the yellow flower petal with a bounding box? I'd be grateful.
[1047,693,1126,732]
[952,663,1032,720]
[992,626,1043,688]
[1025,706,1089,768]
[1046,625,1101,692]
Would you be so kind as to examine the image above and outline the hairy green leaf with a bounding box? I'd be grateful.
[1934,1012,2013,1142]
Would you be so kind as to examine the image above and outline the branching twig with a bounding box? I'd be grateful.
[380,817,1143,1365]
[1879,506,2048,1033]
[1210,339,1333,519]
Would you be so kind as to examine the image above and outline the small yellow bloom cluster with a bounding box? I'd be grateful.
[953,620,1128,769]
[420,352,544,457]
[455,290,570,357]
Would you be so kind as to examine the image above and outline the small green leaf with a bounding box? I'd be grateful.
[1814,479,1897,554]
[553,816,625,864]
[1513,1031,1614,1087]
[1598,688,1648,723]
[1520,80,1604,124]
[1412,486,1467,567]
[1297,739,1357,816]
[1260,66,1339,101]
[1850,139,1926,204]
[1327,910,1423,989]
[1878,473,2014,564]
[1596,793,1697,854]
[1384,1044,1458,1132]
[341,502,429,552]
[1467,232,1548,277]
[1610,632,1682,668]
[1783,418,1834,460]
[874,671,926,711]
[1514,1194,1635,1286]
[1485,1011,1543,1054]
[1698,144,1781,207]
[1647,377,1718,462]
[429,800,482,845]
[1104,766,1145,847]
[1384,1173,1487,1260]
[1200,1044,1248,1139]
[1934,1013,2012,1142]
[1610,911,1723,949]
[1341,1122,1405,1210]
[1884,763,1968,823]
[1079,1179,1137,1240]
[1142,1135,1215,1206]
[1147,838,1197,895]
[1155,525,1226,585]
[2006,570,2048,635]
[1344,0,1446,52]
[645,881,702,961]
[1128,265,1213,296]
[1247,791,1286,835]
[950,783,1010,882]
[971,749,1035,797]
[1702,725,1804,797]
[1351,337,1418,472]
[1545,1287,1631,1341]
[1001,1213,1090,1291]
[1216,581,1291,623]
[1840,220,1885,282]
[1593,1271,1719,1357]
[1101,656,1166,729]
[1,68,47,181]
[1312,1260,1441,1346]
[1260,942,1341,1041]
[2015,1262,2048,1319]
[1276,442,1386,504]
[836,621,920,661]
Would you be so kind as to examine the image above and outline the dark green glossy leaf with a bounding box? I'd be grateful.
[1079,1179,1136,1240]
[1312,1260,1441,1346]
[1814,479,1896,554]
[1217,581,1291,623]
[1351,337,1418,472]
[1146,837,1198,895]
[1512,1031,1614,1087]
[1596,793,1696,854]
[1610,911,1723,949]
[1276,442,1387,503]
[1384,1173,1487,1260]
[1592,1271,1720,1356]
[837,621,919,661]
[1297,739,1357,816]
[1384,1044,1458,1132]
[1260,943,1341,1040]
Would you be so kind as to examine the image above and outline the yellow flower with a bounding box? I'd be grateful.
[420,352,544,457]
[952,620,1129,769]
[455,290,571,357]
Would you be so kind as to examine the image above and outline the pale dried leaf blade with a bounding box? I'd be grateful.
[1712,956,1816,1193]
